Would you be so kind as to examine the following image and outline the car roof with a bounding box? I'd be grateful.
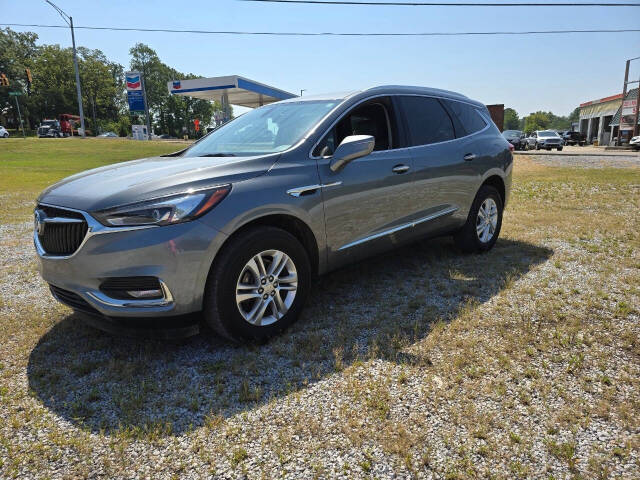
[278,85,484,108]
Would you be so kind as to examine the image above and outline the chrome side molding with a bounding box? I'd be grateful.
[338,206,458,251]
[287,181,342,197]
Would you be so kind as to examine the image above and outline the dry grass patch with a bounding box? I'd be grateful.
[0,154,639,478]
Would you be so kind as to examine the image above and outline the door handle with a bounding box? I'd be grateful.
[463,153,476,161]
[392,164,410,174]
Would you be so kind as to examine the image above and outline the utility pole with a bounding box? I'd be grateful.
[141,63,152,140]
[618,60,630,146]
[45,1,86,137]
[9,92,26,138]
[634,72,640,138]
[15,96,25,138]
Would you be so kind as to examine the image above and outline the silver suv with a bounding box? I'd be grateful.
[35,86,512,341]
[530,130,564,151]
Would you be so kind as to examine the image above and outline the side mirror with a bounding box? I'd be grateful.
[329,135,375,172]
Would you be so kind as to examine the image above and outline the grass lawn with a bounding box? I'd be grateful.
[0,138,184,223]
[0,141,638,479]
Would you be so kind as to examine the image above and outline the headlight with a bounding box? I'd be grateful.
[92,185,231,227]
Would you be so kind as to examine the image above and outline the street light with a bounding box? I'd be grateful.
[44,0,86,137]
[300,89,306,97]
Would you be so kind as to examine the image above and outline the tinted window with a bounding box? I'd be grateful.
[399,96,454,146]
[314,100,394,157]
[446,100,487,136]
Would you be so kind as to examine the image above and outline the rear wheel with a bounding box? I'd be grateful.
[203,226,311,342]
[454,185,503,253]
[557,146,563,151]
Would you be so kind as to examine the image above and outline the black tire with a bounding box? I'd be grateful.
[454,185,503,254]
[203,226,311,342]
[535,144,540,150]
[557,147,563,151]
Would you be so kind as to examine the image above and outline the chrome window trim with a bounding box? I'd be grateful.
[309,93,489,159]
[337,206,458,251]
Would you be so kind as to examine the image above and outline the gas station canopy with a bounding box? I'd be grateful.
[167,75,296,108]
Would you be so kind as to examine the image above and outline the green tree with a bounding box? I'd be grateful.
[128,44,222,137]
[503,108,520,130]
[524,111,551,133]
[567,107,580,124]
[0,28,39,129]
[29,44,78,120]
[78,47,124,134]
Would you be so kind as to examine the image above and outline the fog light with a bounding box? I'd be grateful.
[126,289,163,299]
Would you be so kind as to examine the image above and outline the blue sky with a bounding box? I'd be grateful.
[3,0,639,116]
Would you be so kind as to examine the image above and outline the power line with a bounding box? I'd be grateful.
[240,0,640,6]
[2,23,639,36]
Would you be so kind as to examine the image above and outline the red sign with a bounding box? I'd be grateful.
[194,119,200,132]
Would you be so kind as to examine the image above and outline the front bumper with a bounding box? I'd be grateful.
[35,205,228,319]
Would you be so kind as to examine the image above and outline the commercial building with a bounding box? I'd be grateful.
[578,88,638,145]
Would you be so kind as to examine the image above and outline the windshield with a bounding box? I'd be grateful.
[538,131,559,138]
[185,100,338,157]
[503,130,521,136]
[42,121,57,126]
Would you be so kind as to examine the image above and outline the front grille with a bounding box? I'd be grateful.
[100,277,163,299]
[50,285,101,316]
[37,205,88,256]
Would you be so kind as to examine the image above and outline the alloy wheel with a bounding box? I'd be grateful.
[476,198,498,243]
[235,250,298,326]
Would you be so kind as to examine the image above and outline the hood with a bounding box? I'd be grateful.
[38,154,278,211]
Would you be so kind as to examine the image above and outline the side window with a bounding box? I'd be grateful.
[446,100,487,136]
[399,96,455,146]
[313,99,395,157]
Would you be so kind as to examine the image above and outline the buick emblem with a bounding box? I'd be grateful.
[34,209,46,236]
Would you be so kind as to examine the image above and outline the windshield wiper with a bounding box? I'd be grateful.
[199,153,236,157]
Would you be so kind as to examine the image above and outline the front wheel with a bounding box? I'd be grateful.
[454,185,503,253]
[557,147,563,151]
[203,226,311,342]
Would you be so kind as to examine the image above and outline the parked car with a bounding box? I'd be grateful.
[502,130,526,150]
[0,125,9,138]
[531,130,563,151]
[37,119,63,138]
[34,86,512,341]
[562,130,586,146]
[97,131,118,138]
[630,135,640,151]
